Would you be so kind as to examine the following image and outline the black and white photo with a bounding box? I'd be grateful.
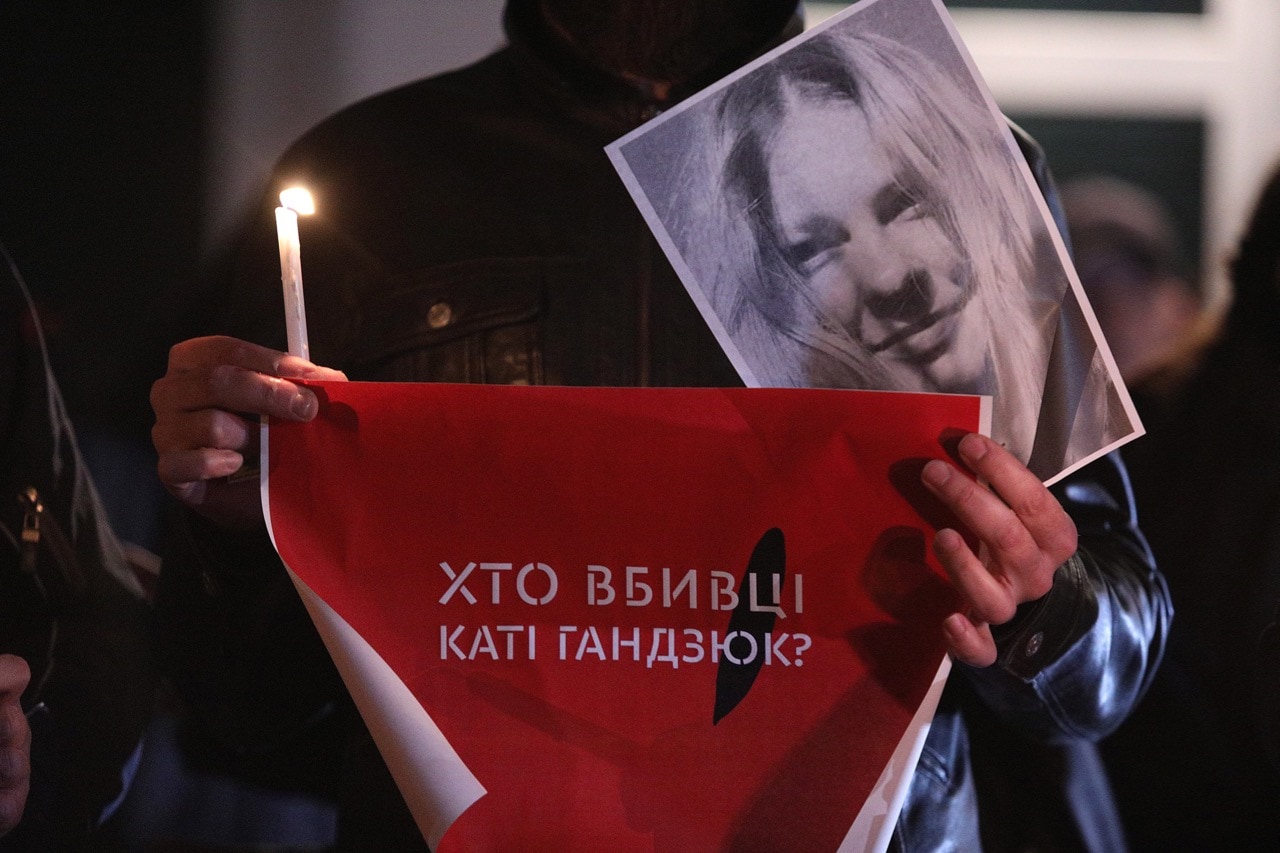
[608,0,1141,483]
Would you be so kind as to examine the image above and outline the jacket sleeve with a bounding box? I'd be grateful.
[153,502,359,797]
[959,450,1172,742]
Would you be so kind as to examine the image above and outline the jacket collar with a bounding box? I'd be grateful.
[502,0,805,133]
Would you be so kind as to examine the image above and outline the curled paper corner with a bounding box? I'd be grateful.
[286,568,488,848]
[262,421,486,848]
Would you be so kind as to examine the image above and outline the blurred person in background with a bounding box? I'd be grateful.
[1062,175,1213,413]
[1100,164,1280,851]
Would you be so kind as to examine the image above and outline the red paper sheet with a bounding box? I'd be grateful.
[263,382,987,851]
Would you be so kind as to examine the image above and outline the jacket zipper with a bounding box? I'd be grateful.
[19,486,41,575]
[16,485,87,595]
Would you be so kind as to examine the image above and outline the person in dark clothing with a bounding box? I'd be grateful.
[1,242,156,850]
[1101,164,1280,851]
[149,1,1170,849]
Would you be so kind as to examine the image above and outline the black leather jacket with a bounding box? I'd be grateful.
[159,3,1171,849]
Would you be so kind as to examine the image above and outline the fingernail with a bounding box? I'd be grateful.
[291,392,318,420]
[934,528,960,553]
[959,433,987,463]
[921,459,951,488]
[275,354,301,375]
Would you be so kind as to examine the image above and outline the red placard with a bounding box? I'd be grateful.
[264,382,986,851]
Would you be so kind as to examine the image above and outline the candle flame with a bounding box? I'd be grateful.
[279,186,315,215]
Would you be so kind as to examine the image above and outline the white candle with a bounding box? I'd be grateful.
[275,187,315,359]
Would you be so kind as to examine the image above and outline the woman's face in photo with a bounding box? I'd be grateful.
[766,93,991,391]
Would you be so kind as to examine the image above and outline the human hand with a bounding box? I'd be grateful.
[920,433,1078,667]
[150,335,347,529]
[0,655,31,837]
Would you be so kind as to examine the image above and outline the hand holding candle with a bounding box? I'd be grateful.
[275,187,315,359]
